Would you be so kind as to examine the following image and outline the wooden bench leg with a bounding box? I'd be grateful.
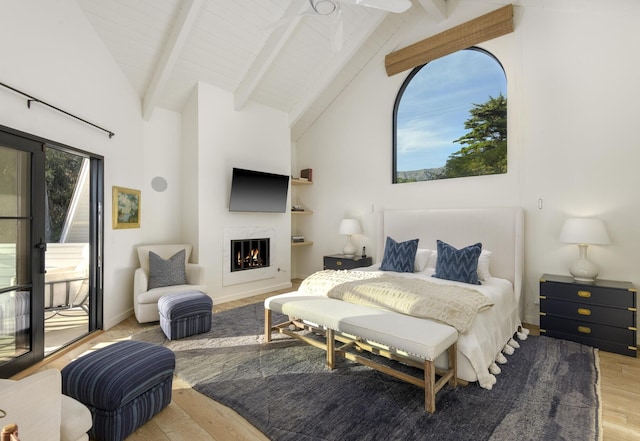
[424,360,436,413]
[326,328,335,369]
[424,342,457,413]
[264,309,272,343]
[449,342,457,387]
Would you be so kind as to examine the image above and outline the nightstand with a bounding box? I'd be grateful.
[323,255,372,270]
[539,274,637,357]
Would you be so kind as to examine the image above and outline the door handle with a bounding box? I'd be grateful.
[36,239,47,273]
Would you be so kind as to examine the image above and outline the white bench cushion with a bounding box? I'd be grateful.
[265,293,457,361]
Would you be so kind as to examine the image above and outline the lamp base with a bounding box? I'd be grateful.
[572,276,596,283]
[343,235,356,258]
[569,244,599,282]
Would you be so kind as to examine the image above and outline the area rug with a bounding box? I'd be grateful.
[134,302,601,441]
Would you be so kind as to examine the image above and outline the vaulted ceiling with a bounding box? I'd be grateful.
[75,0,506,140]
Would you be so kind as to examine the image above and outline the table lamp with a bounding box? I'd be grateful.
[339,218,361,258]
[559,218,610,282]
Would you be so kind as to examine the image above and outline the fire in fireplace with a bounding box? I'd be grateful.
[231,238,270,272]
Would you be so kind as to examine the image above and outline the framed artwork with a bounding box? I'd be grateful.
[112,186,140,229]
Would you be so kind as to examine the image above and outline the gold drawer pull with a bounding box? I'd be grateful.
[578,326,592,334]
[577,308,591,316]
[577,290,591,298]
[336,261,342,266]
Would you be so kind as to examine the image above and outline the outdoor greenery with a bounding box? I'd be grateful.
[0,147,81,243]
[46,149,82,242]
[396,94,507,183]
[443,94,507,179]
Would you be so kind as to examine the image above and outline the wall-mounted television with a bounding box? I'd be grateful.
[229,168,289,213]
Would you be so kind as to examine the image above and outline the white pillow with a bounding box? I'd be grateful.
[425,249,438,269]
[477,250,492,281]
[414,249,433,272]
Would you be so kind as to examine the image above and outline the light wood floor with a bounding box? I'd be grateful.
[17,283,640,441]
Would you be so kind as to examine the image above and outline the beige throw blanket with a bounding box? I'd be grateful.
[299,270,494,333]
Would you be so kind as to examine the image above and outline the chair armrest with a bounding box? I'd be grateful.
[133,268,149,295]
[185,263,204,285]
[0,369,63,441]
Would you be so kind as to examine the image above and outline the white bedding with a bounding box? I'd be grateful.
[363,265,521,389]
[296,263,522,389]
[299,269,494,333]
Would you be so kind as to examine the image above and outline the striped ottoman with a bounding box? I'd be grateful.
[61,340,175,441]
[158,290,212,340]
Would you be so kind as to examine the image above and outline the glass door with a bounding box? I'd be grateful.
[44,149,91,355]
[0,134,46,377]
[0,127,103,378]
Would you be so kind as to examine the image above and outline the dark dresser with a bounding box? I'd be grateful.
[539,273,637,357]
[323,255,372,270]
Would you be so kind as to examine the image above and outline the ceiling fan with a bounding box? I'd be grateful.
[306,0,413,15]
[272,0,412,51]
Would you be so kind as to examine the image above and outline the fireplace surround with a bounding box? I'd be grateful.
[223,227,277,286]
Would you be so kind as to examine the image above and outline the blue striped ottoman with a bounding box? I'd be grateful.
[61,340,175,441]
[158,290,212,340]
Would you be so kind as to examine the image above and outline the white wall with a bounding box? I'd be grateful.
[294,0,640,325]
[142,109,183,243]
[0,1,183,329]
[181,89,201,261]
[184,82,292,303]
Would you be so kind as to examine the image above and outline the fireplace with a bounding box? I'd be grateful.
[231,238,270,272]
[223,226,277,286]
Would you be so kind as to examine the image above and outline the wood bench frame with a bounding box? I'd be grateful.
[264,309,457,413]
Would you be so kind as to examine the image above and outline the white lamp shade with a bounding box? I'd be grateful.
[339,219,361,235]
[559,218,610,245]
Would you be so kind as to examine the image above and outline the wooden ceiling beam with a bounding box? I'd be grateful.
[142,0,203,121]
[234,2,305,111]
[288,9,388,128]
[385,4,513,77]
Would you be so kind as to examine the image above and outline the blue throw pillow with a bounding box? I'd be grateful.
[433,240,482,285]
[379,237,419,273]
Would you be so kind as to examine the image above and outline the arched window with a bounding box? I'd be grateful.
[393,47,507,183]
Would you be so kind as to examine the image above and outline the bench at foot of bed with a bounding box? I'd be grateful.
[264,293,458,413]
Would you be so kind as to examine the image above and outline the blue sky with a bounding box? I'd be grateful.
[396,49,507,172]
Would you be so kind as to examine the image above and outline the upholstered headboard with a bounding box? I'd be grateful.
[379,207,524,305]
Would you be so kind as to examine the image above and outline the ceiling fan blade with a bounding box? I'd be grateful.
[339,0,412,14]
[263,1,317,32]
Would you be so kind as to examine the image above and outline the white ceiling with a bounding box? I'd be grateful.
[75,0,498,140]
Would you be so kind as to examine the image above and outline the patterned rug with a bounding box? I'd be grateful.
[134,302,601,441]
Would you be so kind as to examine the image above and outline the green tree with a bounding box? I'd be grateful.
[443,94,507,179]
[45,149,82,242]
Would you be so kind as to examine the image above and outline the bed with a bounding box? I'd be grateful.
[293,207,526,389]
[370,207,526,388]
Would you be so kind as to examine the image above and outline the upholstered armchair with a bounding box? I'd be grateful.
[0,369,92,441]
[133,244,207,323]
